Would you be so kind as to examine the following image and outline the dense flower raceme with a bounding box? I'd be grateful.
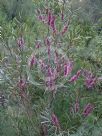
[45,36,53,59]
[64,61,73,77]
[28,54,36,69]
[82,69,96,88]
[82,103,94,117]
[85,77,96,89]
[69,69,82,82]
[17,36,24,48]
[61,22,69,35]
[45,66,60,92]
[51,113,60,128]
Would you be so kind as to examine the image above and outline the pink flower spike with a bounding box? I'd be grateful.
[64,61,73,77]
[45,36,52,47]
[39,59,46,71]
[74,100,79,113]
[83,103,94,117]
[51,113,60,128]
[54,50,59,64]
[69,75,78,82]
[28,54,36,69]
[76,69,82,76]
[48,11,52,25]
[17,37,24,48]
[85,77,96,88]
[61,23,68,35]
[47,67,53,77]
[50,15,57,33]
[69,69,82,83]
[47,46,51,58]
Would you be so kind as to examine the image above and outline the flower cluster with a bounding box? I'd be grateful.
[17,36,24,49]
[82,69,96,88]
[51,113,60,128]
[82,103,94,117]
[28,54,36,69]
[69,69,82,83]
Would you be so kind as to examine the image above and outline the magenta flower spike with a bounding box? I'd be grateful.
[45,76,55,91]
[69,75,78,82]
[82,69,96,88]
[51,113,60,128]
[48,11,52,25]
[47,46,51,58]
[50,15,55,28]
[54,50,59,64]
[69,69,81,82]
[85,77,96,88]
[61,23,68,35]
[39,59,47,72]
[28,54,36,69]
[74,99,80,113]
[45,36,52,58]
[82,103,94,117]
[64,61,73,77]
[47,67,53,77]
[17,36,24,48]
[50,15,57,33]
[45,36,52,47]
[39,59,45,70]
[76,69,82,76]
[61,11,64,21]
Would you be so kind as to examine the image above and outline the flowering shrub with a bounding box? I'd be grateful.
[0,0,102,136]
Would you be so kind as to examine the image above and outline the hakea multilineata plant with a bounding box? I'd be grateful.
[27,8,101,94]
